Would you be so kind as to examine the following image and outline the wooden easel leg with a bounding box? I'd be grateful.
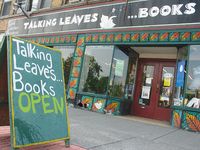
[65,139,70,147]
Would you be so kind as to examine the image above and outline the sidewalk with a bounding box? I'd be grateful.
[1,107,200,150]
[0,126,85,150]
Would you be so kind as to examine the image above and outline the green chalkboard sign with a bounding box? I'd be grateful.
[7,36,69,148]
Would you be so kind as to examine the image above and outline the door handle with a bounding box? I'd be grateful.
[156,83,159,93]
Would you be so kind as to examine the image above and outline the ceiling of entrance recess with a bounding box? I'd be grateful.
[131,47,177,59]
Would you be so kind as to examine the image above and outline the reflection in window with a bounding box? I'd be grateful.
[159,67,174,108]
[173,47,188,106]
[16,0,51,13]
[1,0,12,16]
[185,45,200,109]
[109,47,129,98]
[54,46,75,89]
[79,46,113,95]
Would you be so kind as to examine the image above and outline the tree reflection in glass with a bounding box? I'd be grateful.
[79,46,114,95]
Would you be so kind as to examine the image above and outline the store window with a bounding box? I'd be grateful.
[1,0,12,16]
[54,46,75,89]
[16,0,51,13]
[64,0,85,4]
[173,47,188,106]
[109,47,129,98]
[185,45,200,109]
[79,46,114,95]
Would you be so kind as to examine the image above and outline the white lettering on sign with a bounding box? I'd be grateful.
[12,38,63,97]
[138,3,196,18]
[24,13,99,29]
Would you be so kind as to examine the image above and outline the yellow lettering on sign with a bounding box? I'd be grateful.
[18,92,64,114]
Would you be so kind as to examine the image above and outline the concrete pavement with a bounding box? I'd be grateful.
[1,107,200,150]
[69,107,200,150]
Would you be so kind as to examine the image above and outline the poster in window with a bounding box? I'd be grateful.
[115,59,124,77]
[141,86,151,99]
[163,73,173,87]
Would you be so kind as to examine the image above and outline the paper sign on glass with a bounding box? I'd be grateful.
[141,86,151,99]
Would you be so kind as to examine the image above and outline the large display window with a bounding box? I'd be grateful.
[79,46,114,95]
[173,45,200,110]
[54,46,75,89]
[79,45,138,100]
[185,45,200,109]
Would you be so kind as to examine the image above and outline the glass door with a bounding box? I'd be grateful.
[133,59,176,121]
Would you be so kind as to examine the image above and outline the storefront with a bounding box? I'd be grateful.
[5,0,200,132]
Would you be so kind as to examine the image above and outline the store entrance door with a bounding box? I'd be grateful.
[132,59,176,121]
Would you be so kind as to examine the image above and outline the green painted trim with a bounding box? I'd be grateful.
[77,92,107,99]
[171,106,200,113]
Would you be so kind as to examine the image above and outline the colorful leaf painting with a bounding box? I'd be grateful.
[150,33,158,41]
[170,32,179,40]
[123,34,130,41]
[160,32,168,41]
[192,32,200,40]
[71,35,77,42]
[72,68,79,78]
[82,98,92,104]
[131,33,139,41]
[141,33,148,40]
[105,102,118,112]
[100,34,106,41]
[181,32,190,41]
[69,89,75,99]
[76,48,83,57]
[115,34,122,41]
[86,35,92,42]
[77,37,84,46]
[69,79,77,88]
[73,58,81,66]
[173,111,181,128]
[186,113,200,132]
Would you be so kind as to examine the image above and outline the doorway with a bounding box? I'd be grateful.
[132,59,176,121]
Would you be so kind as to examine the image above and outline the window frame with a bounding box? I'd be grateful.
[1,0,12,17]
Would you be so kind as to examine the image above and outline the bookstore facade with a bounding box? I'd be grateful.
[6,0,200,131]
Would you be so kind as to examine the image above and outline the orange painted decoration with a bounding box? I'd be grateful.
[141,33,148,40]
[71,36,76,42]
[182,32,190,40]
[150,33,158,41]
[186,113,200,132]
[160,32,168,40]
[69,80,77,88]
[93,35,99,41]
[73,69,79,78]
[170,32,179,40]
[131,33,139,40]
[115,34,122,40]
[86,35,92,42]
[77,38,84,46]
[105,102,118,112]
[124,34,130,40]
[173,112,181,128]
[82,98,92,104]
[73,59,81,66]
[76,48,83,57]
[100,34,106,40]
[69,89,75,99]
[192,32,200,40]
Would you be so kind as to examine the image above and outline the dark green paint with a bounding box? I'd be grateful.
[7,36,69,148]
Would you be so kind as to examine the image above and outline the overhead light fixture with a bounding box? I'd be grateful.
[13,2,31,18]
